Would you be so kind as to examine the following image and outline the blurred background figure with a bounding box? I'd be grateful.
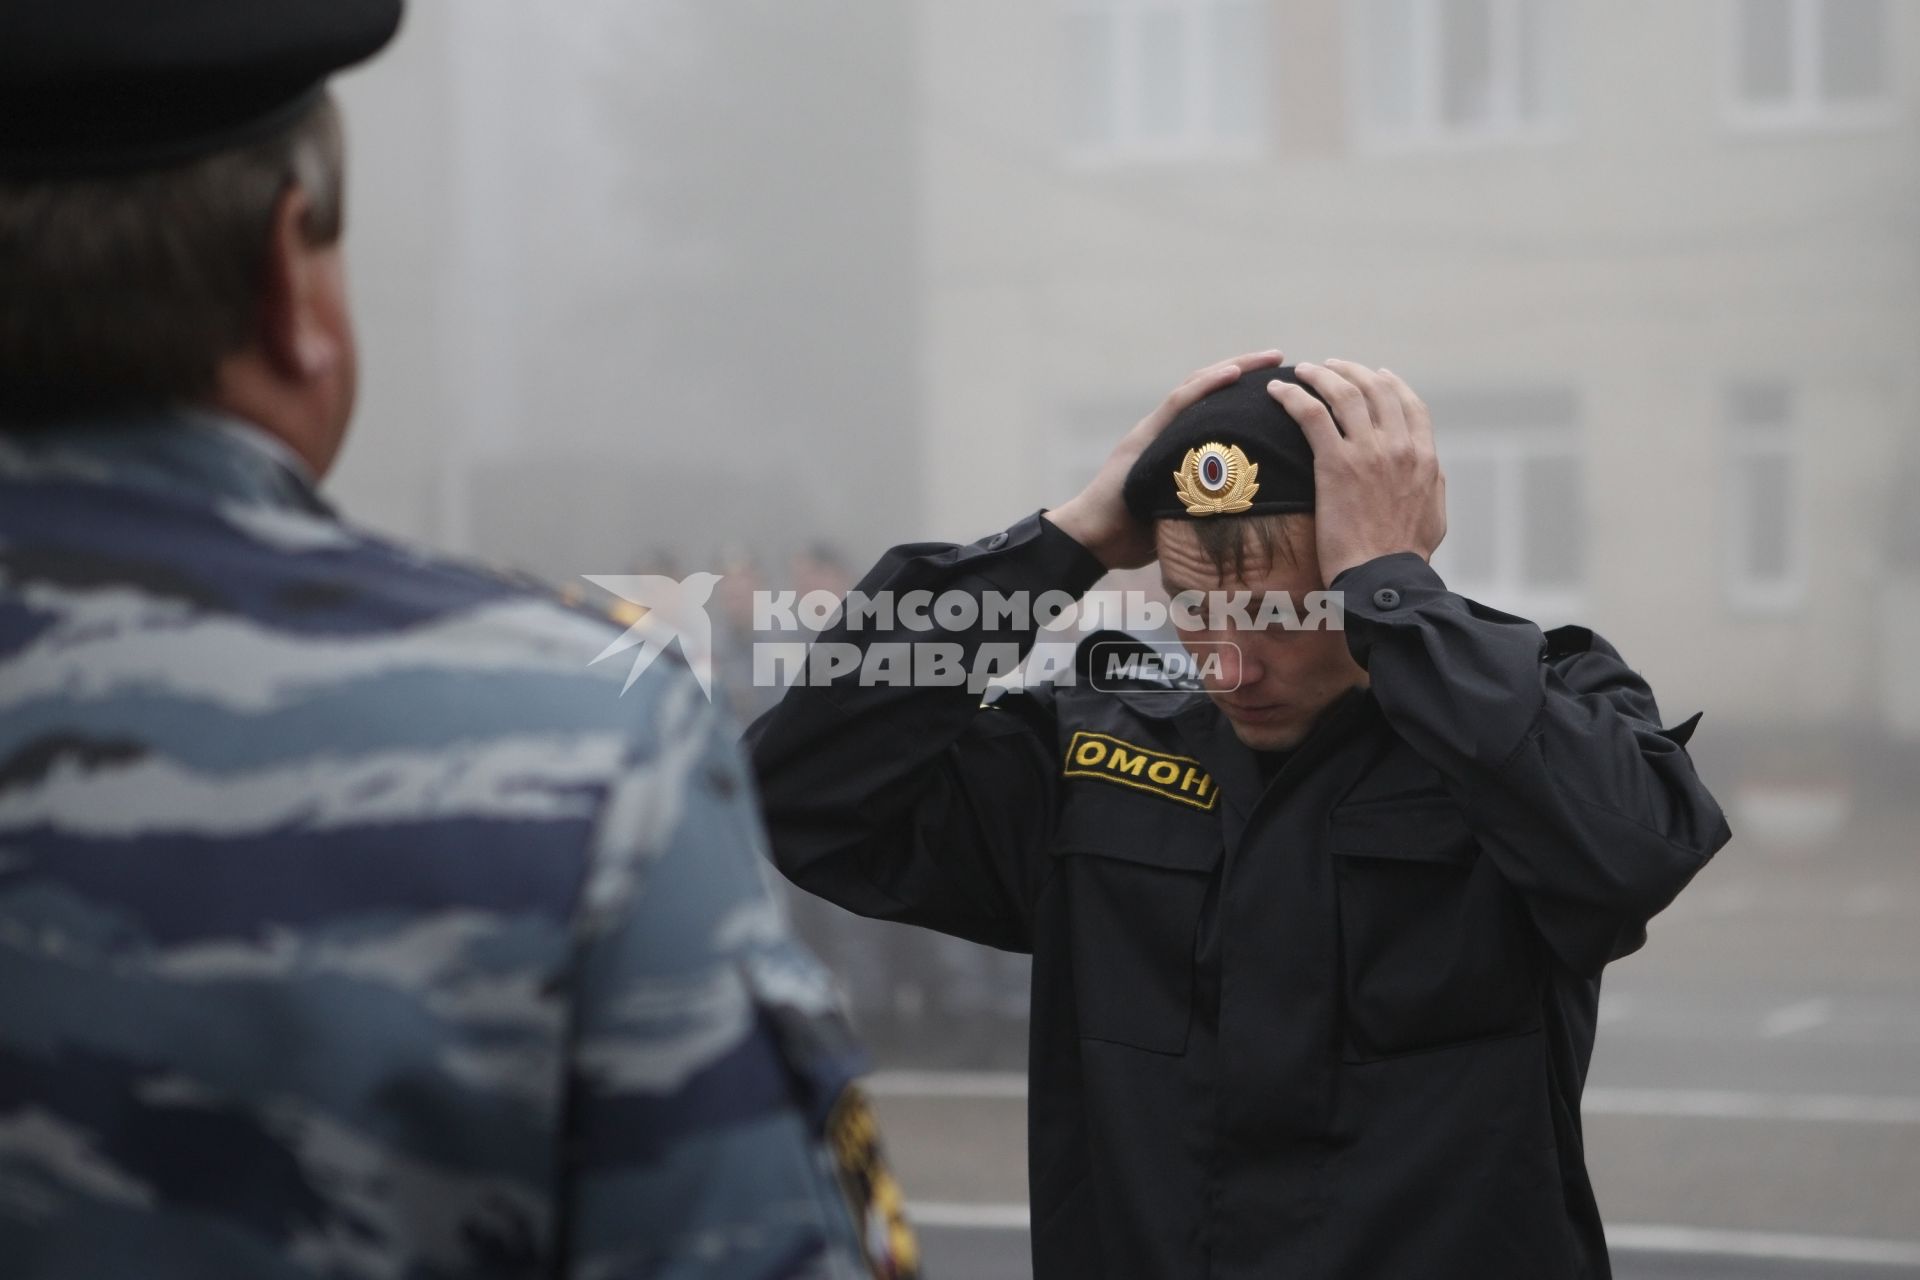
[307,1,1917,1275]
[710,547,780,725]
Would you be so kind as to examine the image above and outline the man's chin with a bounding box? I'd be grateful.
[1223,716,1307,752]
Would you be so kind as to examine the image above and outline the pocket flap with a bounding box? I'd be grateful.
[1330,797,1475,864]
[1053,838,1223,874]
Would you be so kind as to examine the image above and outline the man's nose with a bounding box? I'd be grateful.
[1200,637,1257,694]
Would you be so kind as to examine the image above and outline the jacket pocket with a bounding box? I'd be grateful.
[1054,812,1221,1055]
[1330,797,1541,1062]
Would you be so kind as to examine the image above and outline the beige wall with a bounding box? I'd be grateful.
[915,0,1920,729]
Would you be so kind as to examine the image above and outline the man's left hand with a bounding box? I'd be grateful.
[1267,360,1448,584]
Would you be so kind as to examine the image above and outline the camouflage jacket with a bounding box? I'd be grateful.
[0,415,913,1279]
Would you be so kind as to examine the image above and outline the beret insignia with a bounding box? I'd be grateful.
[1174,442,1260,517]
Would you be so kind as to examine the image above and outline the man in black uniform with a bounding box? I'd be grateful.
[748,350,1733,1278]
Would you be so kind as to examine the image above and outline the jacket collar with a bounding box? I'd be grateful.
[1173,682,1382,842]
[0,409,333,518]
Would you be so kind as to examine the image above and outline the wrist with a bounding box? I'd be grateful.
[1042,499,1128,570]
[1327,547,1428,585]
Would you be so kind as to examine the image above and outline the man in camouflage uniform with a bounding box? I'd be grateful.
[0,2,914,1276]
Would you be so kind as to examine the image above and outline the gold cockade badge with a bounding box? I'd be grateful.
[1173,442,1260,516]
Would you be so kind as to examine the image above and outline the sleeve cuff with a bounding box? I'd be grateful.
[1330,552,1448,670]
[979,510,1107,597]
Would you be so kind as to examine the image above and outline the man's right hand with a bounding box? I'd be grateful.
[1044,349,1284,570]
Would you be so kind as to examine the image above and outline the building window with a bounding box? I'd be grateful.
[1349,0,1570,147]
[1723,382,1806,613]
[1064,0,1267,160]
[1427,388,1586,621]
[1725,0,1894,129]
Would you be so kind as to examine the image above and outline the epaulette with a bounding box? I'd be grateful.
[472,560,648,631]
[555,580,649,628]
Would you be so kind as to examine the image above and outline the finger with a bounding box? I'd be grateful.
[1377,368,1434,453]
[1179,348,1284,392]
[1292,362,1374,444]
[1219,348,1286,374]
[1161,355,1269,423]
[1324,359,1407,440]
[1160,360,1248,422]
[1143,350,1287,443]
[1267,379,1344,460]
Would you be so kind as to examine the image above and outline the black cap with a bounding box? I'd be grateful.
[1123,366,1330,524]
[0,0,404,180]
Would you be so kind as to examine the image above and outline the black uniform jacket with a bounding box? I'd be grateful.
[747,513,1733,1280]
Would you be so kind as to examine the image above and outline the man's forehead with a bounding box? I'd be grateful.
[1155,517,1315,591]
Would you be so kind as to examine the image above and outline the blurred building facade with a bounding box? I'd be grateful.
[912,0,1920,761]
[296,3,1920,1055]
[326,1,1920,790]
[334,0,923,576]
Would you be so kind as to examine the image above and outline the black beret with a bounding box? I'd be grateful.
[1123,365,1330,524]
[0,0,404,179]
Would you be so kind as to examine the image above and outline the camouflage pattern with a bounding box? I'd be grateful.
[0,414,898,1279]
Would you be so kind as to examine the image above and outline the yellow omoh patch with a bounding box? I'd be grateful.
[1062,731,1219,811]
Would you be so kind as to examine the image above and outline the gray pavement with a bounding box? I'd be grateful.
[913,1227,1920,1280]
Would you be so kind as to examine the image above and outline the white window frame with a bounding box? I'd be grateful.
[1722,385,1808,616]
[1345,0,1572,153]
[1430,418,1586,624]
[1062,0,1269,165]
[1721,0,1899,133]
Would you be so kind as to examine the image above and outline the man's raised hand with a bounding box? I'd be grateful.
[1046,349,1285,570]
[1267,360,1447,585]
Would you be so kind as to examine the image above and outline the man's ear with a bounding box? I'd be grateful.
[256,185,339,382]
